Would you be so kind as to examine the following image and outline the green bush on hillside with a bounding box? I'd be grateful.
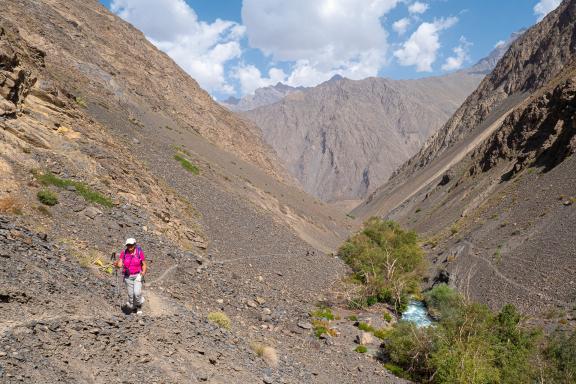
[37,189,58,206]
[544,328,576,382]
[174,153,200,175]
[424,283,463,321]
[338,218,426,311]
[34,171,113,207]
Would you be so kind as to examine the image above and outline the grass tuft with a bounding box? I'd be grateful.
[0,196,23,215]
[250,342,278,367]
[37,189,58,206]
[174,153,200,175]
[310,306,335,320]
[355,345,368,353]
[74,96,87,108]
[207,311,231,330]
[34,171,113,207]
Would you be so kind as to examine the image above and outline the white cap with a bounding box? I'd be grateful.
[125,238,136,245]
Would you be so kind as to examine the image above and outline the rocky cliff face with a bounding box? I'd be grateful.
[353,0,576,315]
[242,73,482,201]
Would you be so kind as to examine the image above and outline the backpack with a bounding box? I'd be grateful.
[120,246,143,276]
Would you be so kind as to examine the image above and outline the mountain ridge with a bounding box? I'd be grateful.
[351,0,576,314]
[241,72,483,201]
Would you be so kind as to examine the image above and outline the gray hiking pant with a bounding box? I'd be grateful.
[124,274,143,308]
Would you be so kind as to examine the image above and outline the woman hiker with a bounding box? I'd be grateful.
[114,238,147,314]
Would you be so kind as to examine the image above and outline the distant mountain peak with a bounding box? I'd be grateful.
[465,28,526,75]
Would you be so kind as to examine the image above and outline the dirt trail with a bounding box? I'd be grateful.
[459,240,572,307]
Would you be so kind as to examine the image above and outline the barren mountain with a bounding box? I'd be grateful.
[0,0,411,383]
[243,73,482,201]
[353,0,576,316]
[221,83,306,112]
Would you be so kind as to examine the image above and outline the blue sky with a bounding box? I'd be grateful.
[100,0,561,100]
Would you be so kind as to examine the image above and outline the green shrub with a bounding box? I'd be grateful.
[34,171,112,207]
[358,322,373,332]
[383,312,393,322]
[356,322,388,340]
[207,311,231,330]
[347,315,358,321]
[37,189,58,206]
[174,153,200,175]
[373,328,390,340]
[338,218,426,312]
[383,363,408,378]
[311,306,335,320]
[312,319,336,338]
[355,345,368,353]
[543,329,576,382]
[385,286,541,383]
[424,283,463,321]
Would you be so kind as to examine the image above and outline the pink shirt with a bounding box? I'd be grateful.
[120,247,145,275]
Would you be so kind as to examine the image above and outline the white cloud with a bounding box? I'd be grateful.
[241,0,400,88]
[408,1,429,14]
[393,18,411,35]
[394,17,458,72]
[441,36,472,71]
[110,0,244,95]
[533,0,561,21]
[233,65,287,95]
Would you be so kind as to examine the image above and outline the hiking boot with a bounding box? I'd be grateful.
[136,309,143,315]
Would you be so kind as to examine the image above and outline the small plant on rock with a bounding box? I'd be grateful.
[207,311,231,330]
[312,319,337,338]
[355,345,368,353]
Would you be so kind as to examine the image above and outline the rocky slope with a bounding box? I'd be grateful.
[0,0,414,383]
[5,0,289,184]
[242,73,482,202]
[353,0,576,317]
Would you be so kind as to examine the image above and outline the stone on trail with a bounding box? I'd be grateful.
[297,321,312,330]
[83,206,103,219]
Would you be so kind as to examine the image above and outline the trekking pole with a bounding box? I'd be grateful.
[110,252,122,306]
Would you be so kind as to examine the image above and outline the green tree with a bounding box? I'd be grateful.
[338,218,426,311]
